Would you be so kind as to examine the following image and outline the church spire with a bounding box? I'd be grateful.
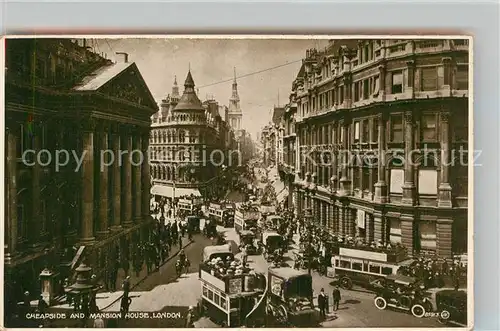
[230,67,240,102]
[171,75,180,98]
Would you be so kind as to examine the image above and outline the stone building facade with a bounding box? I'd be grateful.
[280,39,469,258]
[149,71,235,203]
[4,39,158,307]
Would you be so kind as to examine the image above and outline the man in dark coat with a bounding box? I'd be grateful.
[332,286,341,311]
[120,295,132,319]
[317,288,328,319]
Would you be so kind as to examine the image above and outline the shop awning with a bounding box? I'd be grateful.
[151,185,201,198]
[277,188,289,203]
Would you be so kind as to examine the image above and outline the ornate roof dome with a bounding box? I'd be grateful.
[174,70,204,112]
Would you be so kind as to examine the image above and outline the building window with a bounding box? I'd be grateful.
[421,67,438,91]
[390,114,403,142]
[362,120,369,143]
[418,169,438,195]
[453,165,468,197]
[372,118,379,143]
[419,222,437,252]
[363,79,370,99]
[389,219,402,244]
[362,168,370,191]
[353,82,360,102]
[35,58,46,79]
[391,71,403,94]
[421,113,437,141]
[456,65,468,90]
[389,167,404,194]
[353,166,360,190]
[354,122,360,142]
[373,76,380,95]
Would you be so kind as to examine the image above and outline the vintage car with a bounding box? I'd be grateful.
[436,289,467,327]
[266,267,318,327]
[261,231,284,261]
[265,215,284,231]
[185,215,201,233]
[373,274,432,318]
[239,230,258,255]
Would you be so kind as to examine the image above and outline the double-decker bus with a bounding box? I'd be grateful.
[234,205,260,234]
[199,245,266,327]
[208,203,234,227]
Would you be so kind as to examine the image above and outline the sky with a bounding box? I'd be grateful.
[93,38,328,138]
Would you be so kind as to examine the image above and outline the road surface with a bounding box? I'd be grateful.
[220,226,444,328]
[101,233,213,327]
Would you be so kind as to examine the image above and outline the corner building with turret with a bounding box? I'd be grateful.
[150,71,235,204]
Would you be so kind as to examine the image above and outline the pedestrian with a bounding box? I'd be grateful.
[332,285,341,311]
[185,305,196,328]
[122,276,131,297]
[120,294,132,319]
[37,296,48,314]
[93,315,105,328]
[241,245,248,265]
[317,288,327,319]
[178,235,183,250]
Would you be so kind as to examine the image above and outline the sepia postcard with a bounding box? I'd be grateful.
[1,35,473,329]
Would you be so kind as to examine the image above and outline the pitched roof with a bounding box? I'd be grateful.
[174,71,204,111]
[73,62,133,91]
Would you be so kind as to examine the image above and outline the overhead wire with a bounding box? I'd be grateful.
[196,59,302,89]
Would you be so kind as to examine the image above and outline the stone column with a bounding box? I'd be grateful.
[402,111,416,205]
[400,215,414,255]
[133,134,142,222]
[80,122,95,243]
[347,207,356,237]
[436,219,453,258]
[339,120,351,195]
[141,130,151,217]
[122,131,133,227]
[332,204,340,233]
[406,59,415,99]
[29,132,42,248]
[5,127,18,261]
[97,126,110,238]
[438,111,453,208]
[338,206,345,235]
[111,127,122,231]
[374,214,383,242]
[343,74,352,108]
[375,114,387,202]
[441,57,452,96]
[366,214,374,243]
[378,63,386,101]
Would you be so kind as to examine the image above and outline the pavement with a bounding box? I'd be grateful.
[38,234,210,328]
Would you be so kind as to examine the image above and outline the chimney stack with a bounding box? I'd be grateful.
[115,52,129,63]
